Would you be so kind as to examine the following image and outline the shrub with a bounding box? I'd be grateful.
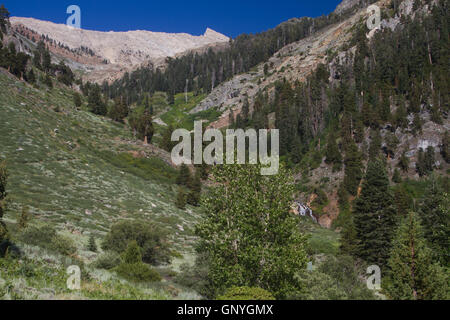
[313,187,328,206]
[51,234,77,256]
[122,240,142,264]
[20,225,76,256]
[102,221,171,265]
[218,287,275,300]
[115,263,161,283]
[93,251,121,270]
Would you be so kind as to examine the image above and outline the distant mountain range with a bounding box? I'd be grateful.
[10,17,229,82]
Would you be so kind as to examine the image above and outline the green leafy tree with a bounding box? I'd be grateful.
[386,212,449,300]
[353,159,397,267]
[196,163,308,299]
[218,286,275,300]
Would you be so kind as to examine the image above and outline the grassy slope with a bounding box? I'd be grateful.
[0,72,201,299]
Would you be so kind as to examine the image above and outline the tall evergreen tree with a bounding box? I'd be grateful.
[87,234,97,252]
[343,140,363,196]
[368,129,382,161]
[176,188,187,210]
[161,124,175,152]
[442,132,450,164]
[88,86,106,116]
[353,159,397,266]
[325,131,342,171]
[398,148,410,172]
[386,212,449,300]
[418,176,450,266]
[176,164,191,187]
[108,96,129,123]
[187,171,202,206]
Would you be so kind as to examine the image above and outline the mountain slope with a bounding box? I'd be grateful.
[10,17,229,83]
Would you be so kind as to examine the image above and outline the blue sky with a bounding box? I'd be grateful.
[4,0,342,38]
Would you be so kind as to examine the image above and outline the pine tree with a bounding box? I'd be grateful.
[340,213,357,256]
[139,109,154,143]
[87,234,97,252]
[368,129,382,161]
[398,148,410,172]
[176,164,191,187]
[412,113,422,136]
[394,186,412,217]
[161,124,175,152]
[73,92,82,108]
[26,68,36,84]
[442,132,450,163]
[108,96,129,123]
[176,188,186,210]
[44,74,53,88]
[386,212,449,300]
[343,140,363,196]
[353,159,397,267]
[416,148,426,177]
[42,48,51,73]
[325,131,342,171]
[187,171,202,206]
[385,132,400,159]
[424,146,435,173]
[354,119,364,144]
[392,168,402,183]
[88,86,106,116]
[394,103,408,129]
[241,98,249,127]
[418,176,449,266]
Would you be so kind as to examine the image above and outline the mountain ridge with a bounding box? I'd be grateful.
[10,16,229,82]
